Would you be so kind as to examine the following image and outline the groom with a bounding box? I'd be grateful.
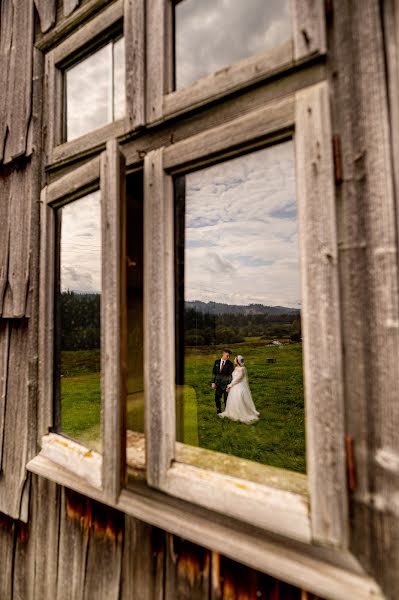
[211,349,234,414]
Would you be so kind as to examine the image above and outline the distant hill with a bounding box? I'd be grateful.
[185,300,300,316]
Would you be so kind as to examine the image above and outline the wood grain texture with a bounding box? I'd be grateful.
[0,171,11,310]
[0,513,15,598]
[164,534,210,600]
[330,1,399,595]
[34,0,56,33]
[120,518,164,600]
[0,321,10,471]
[144,149,175,488]
[63,0,81,18]
[292,0,327,61]
[38,192,55,440]
[46,155,100,204]
[0,0,13,162]
[0,321,31,520]
[295,81,348,546]
[3,0,34,163]
[163,40,294,121]
[2,164,32,318]
[163,95,295,173]
[125,0,145,129]
[146,0,167,123]
[101,139,126,502]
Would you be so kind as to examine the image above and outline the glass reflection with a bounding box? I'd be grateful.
[176,141,305,474]
[65,37,125,142]
[57,191,102,451]
[174,0,291,90]
[126,172,145,474]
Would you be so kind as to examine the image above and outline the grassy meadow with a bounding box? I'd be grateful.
[60,339,305,473]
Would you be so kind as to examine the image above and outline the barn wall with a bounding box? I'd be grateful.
[0,0,398,598]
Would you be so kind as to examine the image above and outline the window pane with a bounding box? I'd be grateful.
[126,172,145,476]
[57,191,102,451]
[65,37,125,142]
[175,141,306,475]
[174,0,291,90]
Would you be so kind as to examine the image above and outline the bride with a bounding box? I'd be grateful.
[218,355,259,424]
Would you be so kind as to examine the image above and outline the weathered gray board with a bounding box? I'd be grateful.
[0,477,323,600]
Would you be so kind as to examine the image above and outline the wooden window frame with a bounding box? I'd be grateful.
[143,83,349,548]
[44,0,144,167]
[146,0,327,123]
[37,139,127,504]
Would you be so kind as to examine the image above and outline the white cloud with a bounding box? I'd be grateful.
[60,191,101,293]
[175,0,291,89]
[184,141,301,307]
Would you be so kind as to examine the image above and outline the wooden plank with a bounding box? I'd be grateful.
[163,95,295,172]
[0,513,15,598]
[36,0,112,51]
[82,498,124,599]
[3,0,34,163]
[52,0,123,64]
[0,321,10,471]
[2,164,32,318]
[101,139,126,502]
[0,321,31,519]
[46,155,100,204]
[40,433,103,489]
[332,1,399,595]
[121,517,165,600]
[34,0,56,33]
[51,118,126,166]
[164,534,210,600]
[163,462,311,543]
[292,0,327,61]
[26,454,385,600]
[146,0,167,123]
[295,81,348,546]
[0,170,10,312]
[38,191,55,440]
[144,149,175,488]
[163,40,294,121]
[124,0,145,129]
[56,487,91,600]
[0,0,13,162]
[63,0,81,18]
[31,475,61,600]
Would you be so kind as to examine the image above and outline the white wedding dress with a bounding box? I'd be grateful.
[219,366,259,424]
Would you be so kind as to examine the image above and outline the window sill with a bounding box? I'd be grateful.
[26,452,383,600]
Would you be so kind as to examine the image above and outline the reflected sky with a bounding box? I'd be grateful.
[65,37,125,142]
[175,0,291,89]
[185,141,300,308]
[60,191,101,293]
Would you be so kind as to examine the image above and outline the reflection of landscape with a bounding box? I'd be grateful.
[176,141,306,473]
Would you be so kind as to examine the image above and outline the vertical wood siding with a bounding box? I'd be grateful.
[0,480,325,600]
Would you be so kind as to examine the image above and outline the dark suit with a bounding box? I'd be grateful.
[212,359,234,413]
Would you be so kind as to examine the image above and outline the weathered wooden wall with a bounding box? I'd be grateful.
[0,0,398,598]
[0,476,324,599]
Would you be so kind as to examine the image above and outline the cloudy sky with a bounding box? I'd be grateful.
[65,37,125,141]
[175,0,291,89]
[185,140,301,308]
[60,191,101,294]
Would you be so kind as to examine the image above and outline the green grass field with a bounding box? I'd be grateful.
[60,341,306,473]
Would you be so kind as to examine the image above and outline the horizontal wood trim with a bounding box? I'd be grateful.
[161,462,311,543]
[46,155,100,204]
[39,434,102,489]
[26,455,384,600]
[36,0,113,50]
[163,95,295,173]
[163,40,294,121]
[51,0,123,65]
[50,119,127,166]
